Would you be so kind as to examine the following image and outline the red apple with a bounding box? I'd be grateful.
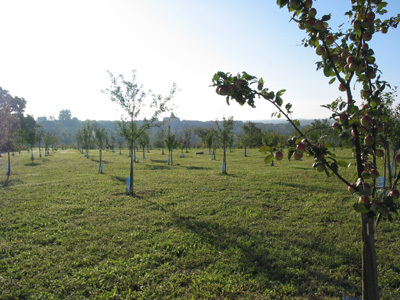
[362,170,371,179]
[332,121,340,131]
[389,189,400,199]
[363,32,372,41]
[339,113,348,124]
[274,151,284,161]
[293,151,303,160]
[364,135,375,147]
[235,79,246,88]
[361,115,373,127]
[348,183,357,193]
[216,85,229,96]
[325,35,335,45]
[308,8,317,18]
[359,195,370,205]
[370,169,379,179]
[296,143,306,153]
[338,83,346,92]
[370,201,381,213]
[366,12,375,21]
[395,154,400,163]
[375,149,384,158]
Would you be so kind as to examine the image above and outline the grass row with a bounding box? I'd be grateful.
[0,148,399,299]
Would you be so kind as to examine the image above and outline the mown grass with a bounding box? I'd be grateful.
[0,148,399,299]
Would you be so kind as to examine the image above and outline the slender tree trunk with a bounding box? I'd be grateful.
[222,146,227,174]
[7,151,11,176]
[362,214,379,300]
[130,141,134,195]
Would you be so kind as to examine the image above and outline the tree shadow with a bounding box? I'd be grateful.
[24,162,40,167]
[144,164,170,170]
[171,212,359,297]
[182,166,212,171]
[110,175,127,183]
[91,158,110,164]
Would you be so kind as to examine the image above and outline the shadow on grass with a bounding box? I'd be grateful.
[182,166,212,171]
[144,164,170,170]
[91,159,110,164]
[151,159,167,164]
[110,175,127,183]
[24,162,40,167]
[171,213,358,297]
[275,181,336,193]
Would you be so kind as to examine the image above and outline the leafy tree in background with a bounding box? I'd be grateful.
[94,124,108,173]
[182,128,192,153]
[36,125,45,158]
[153,128,166,155]
[78,121,94,158]
[164,125,178,165]
[102,70,176,195]
[137,130,150,160]
[216,117,234,174]
[239,121,262,156]
[0,87,26,183]
[44,132,58,155]
[212,0,400,298]
[20,114,37,163]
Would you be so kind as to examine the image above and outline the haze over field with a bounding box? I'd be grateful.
[1,0,399,122]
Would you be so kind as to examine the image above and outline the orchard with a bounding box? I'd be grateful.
[212,0,400,299]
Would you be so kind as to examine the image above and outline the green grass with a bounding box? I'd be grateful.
[0,148,399,299]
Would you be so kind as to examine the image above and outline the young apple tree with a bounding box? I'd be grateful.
[102,70,176,195]
[216,116,234,174]
[212,1,400,299]
[0,87,26,184]
[94,124,108,174]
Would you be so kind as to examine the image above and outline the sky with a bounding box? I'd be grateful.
[1,0,399,122]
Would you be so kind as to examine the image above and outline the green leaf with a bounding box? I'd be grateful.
[259,145,271,153]
[337,160,348,168]
[258,78,264,91]
[353,203,369,213]
[264,154,274,164]
[328,77,336,84]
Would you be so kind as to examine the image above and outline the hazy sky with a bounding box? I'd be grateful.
[1,0,399,122]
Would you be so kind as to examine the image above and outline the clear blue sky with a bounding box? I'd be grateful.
[1,0,399,122]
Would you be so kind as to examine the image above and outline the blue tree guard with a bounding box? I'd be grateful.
[180,153,184,158]
[98,163,103,173]
[142,153,145,160]
[6,164,10,176]
[126,176,131,194]
[167,157,170,164]
[221,161,226,173]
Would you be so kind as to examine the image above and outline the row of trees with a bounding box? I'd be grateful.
[0,87,58,184]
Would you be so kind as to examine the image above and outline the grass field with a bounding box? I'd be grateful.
[1,148,399,299]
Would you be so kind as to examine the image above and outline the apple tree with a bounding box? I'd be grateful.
[212,0,400,299]
[102,70,176,195]
[164,125,178,165]
[94,124,108,173]
[216,116,234,174]
[0,87,26,183]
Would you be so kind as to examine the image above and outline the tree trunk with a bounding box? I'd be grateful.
[362,214,379,300]
[129,141,134,195]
